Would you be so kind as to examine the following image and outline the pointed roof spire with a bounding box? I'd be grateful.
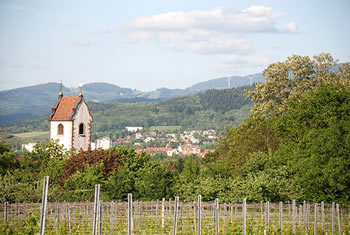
[59,80,63,96]
[79,83,83,96]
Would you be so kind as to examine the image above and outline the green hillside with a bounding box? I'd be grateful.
[0,86,253,140]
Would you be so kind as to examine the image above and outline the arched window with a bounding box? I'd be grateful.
[79,123,85,136]
[58,124,64,135]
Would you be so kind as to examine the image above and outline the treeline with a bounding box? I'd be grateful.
[1,53,349,204]
[1,86,253,139]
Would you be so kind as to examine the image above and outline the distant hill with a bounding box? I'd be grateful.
[1,86,254,139]
[0,73,261,124]
[186,73,264,91]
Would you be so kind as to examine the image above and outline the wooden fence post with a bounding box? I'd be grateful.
[336,204,341,235]
[243,198,246,235]
[292,199,296,234]
[92,184,100,235]
[161,198,165,228]
[56,205,60,235]
[66,206,71,235]
[265,202,269,233]
[314,203,318,235]
[215,198,219,235]
[39,176,49,235]
[128,194,133,235]
[197,195,202,235]
[279,201,283,234]
[4,202,8,223]
[332,202,335,235]
[99,201,103,235]
[321,201,324,231]
[173,196,179,235]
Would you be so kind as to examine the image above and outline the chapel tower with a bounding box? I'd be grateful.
[48,90,93,151]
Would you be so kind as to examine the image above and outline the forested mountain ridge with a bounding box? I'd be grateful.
[0,73,262,124]
[1,86,253,139]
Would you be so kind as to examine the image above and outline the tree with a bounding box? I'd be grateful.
[274,84,350,203]
[246,53,350,117]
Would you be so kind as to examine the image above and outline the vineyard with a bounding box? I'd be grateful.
[1,181,350,234]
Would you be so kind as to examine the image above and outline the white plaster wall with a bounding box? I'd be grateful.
[72,101,92,151]
[50,121,73,150]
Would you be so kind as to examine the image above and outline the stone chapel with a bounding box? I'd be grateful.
[48,91,93,151]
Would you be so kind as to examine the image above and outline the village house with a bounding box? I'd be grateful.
[94,136,112,150]
[178,145,201,155]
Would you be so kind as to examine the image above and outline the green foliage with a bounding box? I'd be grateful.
[0,143,20,175]
[246,53,350,117]
[64,162,106,201]
[106,151,174,201]
[274,84,350,203]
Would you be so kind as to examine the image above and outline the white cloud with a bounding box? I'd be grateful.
[283,22,300,33]
[124,6,283,33]
[122,5,295,55]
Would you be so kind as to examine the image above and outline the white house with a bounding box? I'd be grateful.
[95,136,112,150]
[48,91,93,151]
[22,143,36,152]
[125,126,143,132]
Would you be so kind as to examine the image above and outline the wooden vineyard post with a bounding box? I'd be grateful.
[314,203,317,235]
[92,184,100,235]
[156,199,159,225]
[215,198,219,235]
[265,202,269,233]
[110,202,114,234]
[66,207,71,235]
[321,201,324,231]
[292,200,296,234]
[128,194,133,235]
[197,195,202,235]
[56,205,60,235]
[161,198,165,228]
[99,202,103,235]
[4,202,8,223]
[243,198,246,235]
[39,176,49,235]
[279,201,283,234]
[173,196,179,235]
[305,203,310,234]
[336,204,341,235]
[332,202,335,235]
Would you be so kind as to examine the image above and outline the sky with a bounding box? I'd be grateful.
[1,0,349,91]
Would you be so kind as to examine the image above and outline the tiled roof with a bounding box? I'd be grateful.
[51,96,80,121]
[180,145,200,149]
[145,147,173,152]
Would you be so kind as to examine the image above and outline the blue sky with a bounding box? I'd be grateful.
[1,0,349,91]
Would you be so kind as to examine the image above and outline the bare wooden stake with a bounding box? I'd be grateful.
[243,199,247,235]
[128,193,133,235]
[336,204,341,235]
[198,195,202,235]
[292,199,296,234]
[173,196,179,235]
[279,201,283,234]
[314,203,318,235]
[39,176,49,235]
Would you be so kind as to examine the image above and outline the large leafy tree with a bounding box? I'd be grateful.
[274,84,350,203]
[246,53,350,117]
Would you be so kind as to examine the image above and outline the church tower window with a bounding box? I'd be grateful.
[58,124,64,135]
[79,123,85,136]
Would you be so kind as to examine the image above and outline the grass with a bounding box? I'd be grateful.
[13,131,49,138]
